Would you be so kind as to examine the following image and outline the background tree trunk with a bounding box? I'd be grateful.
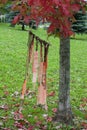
[22,23,25,30]
[54,37,73,125]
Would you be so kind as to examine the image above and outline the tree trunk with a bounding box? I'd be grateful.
[53,37,73,125]
[22,23,25,30]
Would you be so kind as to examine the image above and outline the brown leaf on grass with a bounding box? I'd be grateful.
[14,103,20,107]
[13,111,24,120]
[14,121,26,129]
[25,89,36,98]
[81,122,87,129]
[52,108,57,113]
[35,121,47,130]
[80,103,86,108]
[47,91,55,97]
[28,126,34,130]
[35,121,42,127]
[0,105,9,110]
[4,91,9,96]
[47,78,54,82]
[2,86,9,97]
[79,103,87,111]
[81,98,87,103]
[13,111,33,130]
[47,116,52,122]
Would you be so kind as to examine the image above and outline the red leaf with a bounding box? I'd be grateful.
[47,117,52,122]
[12,15,20,25]
[71,4,81,12]
[10,0,85,37]
[14,111,24,120]
[81,122,87,129]
[53,0,60,5]
[24,15,30,24]
[28,0,35,6]
[52,108,57,113]
[14,121,24,129]
[28,126,34,130]
[35,121,42,127]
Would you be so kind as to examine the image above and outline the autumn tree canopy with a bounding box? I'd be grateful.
[1,0,86,37]
[11,0,86,37]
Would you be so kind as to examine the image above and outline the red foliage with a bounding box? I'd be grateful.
[12,15,20,24]
[26,0,86,37]
[1,0,86,37]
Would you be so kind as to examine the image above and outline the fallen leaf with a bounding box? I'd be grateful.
[4,90,9,95]
[52,108,57,113]
[81,122,87,129]
[47,117,52,122]
[35,121,42,127]
[28,126,34,130]
[48,91,55,97]
[13,111,24,120]
[14,103,20,107]
[81,98,87,103]
[14,121,25,129]
[80,103,86,108]
[0,105,9,110]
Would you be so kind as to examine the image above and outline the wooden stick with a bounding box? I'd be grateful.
[21,79,27,99]
[29,31,50,46]
[21,33,34,99]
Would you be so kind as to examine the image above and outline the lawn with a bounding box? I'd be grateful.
[0,23,87,130]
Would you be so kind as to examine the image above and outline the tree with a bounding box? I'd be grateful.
[72,11,87,34]
[13,0,86,125]
[1,0,86,125]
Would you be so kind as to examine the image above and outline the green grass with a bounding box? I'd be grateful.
[0,23,87,129]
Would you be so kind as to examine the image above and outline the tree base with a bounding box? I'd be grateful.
[53,109,74,125]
